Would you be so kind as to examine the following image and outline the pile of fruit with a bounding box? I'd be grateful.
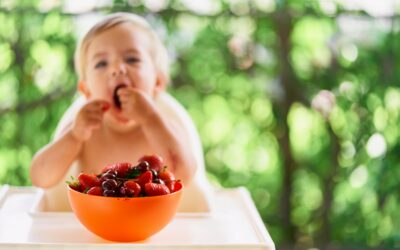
[67,155,181,197]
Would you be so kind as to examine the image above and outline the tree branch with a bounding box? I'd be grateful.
[0,87,76,116]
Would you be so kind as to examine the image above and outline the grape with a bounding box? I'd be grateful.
[101,172,116,182]
[150,169,158,178]
[153,178,165,185]
[137,161,150,172]
[103,189,116,197]
[119,186,127,196]
[102,179,118,191]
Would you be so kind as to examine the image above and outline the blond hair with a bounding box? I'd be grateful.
[74,12,169,83]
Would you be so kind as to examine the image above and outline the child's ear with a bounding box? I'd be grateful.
[78,80,91,98]
[154,74,167,95]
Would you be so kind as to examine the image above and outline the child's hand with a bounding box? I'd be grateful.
[116,87,155,124]
[72,100,110,141]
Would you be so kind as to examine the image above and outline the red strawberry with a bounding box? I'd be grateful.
[166,180,182,193]
[123,180,141,197]
[144,183,170,196]
[101,162,132,177]
[138,155,164,171]
[114,162,132,177]
[101,164,114,173]
[136,170,153,189]
[78,173,100,190]
[86,186,103,196]
[67,180,82,192]
[158,168,175,183]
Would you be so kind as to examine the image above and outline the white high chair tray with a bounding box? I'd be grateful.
[0,185,275,250]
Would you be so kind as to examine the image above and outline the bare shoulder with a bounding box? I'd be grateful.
[155,92,206,170]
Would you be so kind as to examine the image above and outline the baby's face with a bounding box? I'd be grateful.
[84,23,161,121]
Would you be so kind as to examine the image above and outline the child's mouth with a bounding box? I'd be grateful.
[113,84,127,109]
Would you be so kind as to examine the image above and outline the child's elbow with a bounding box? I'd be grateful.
[30,162,53,189]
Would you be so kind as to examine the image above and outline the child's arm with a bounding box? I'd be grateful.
[118,88,197,186]
[30,100,109,188]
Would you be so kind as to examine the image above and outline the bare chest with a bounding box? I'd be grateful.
[77,129,153,173]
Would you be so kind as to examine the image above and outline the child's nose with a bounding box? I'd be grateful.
[111,64,127,77]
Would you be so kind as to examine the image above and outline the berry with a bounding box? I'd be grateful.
[100,172,116,182]
[144,183,170,196]
[87,186,102,196]
[114,162,132,177]
[136,161,150,172]
[78,173,100,190]
[102,179,118,191]
[102,103,111,112]
[158,168,175,183]
[123,181,141,197]
[102,163,132,178]
[103,189,116,197]
[67,181,82,192]
[153,178,165,185]
[113,85,126,109]
[150,169,158,178]
[136,170,153,189]
[138,155,164,171]
[119,186,128,196]
[166,180,182,193]
[69,155,181,198]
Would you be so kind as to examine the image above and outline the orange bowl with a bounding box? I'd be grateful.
[67,184,183,242]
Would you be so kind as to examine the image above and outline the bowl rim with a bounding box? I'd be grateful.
[67,183,183,200]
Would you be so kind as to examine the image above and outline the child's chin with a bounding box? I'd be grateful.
[114,115,138,127]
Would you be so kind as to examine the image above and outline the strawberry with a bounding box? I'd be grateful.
[158,167,175,183]
[78,173,100,190]
[123,180,141,197]
[101,164,114,173]
[144,183,170,196]
[114,162,132,178]
[101,162,132,178]
[166,180,182,193]
[86,186,103,196]
[136,170,153,189]
[138,155,164,171]
[66,177,82,192]
[102,102,111,112]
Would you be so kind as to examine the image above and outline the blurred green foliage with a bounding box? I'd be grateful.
[1,0,400,249]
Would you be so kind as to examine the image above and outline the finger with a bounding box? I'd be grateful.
[83,107,103,117]
[117,87,139,99]
[86,112,104,121]
[86,117,102,128]
[86,102,111,114]
[86,100,111,111]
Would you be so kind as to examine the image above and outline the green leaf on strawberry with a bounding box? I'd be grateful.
[125,167,142,179]
[66,176,81,191]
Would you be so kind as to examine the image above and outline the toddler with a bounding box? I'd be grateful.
[30,12,213,212]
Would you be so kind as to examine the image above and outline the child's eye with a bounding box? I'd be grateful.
[95,61,107,69]
[126,57,140,64]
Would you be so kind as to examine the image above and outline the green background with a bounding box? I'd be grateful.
[0,0,399,249]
